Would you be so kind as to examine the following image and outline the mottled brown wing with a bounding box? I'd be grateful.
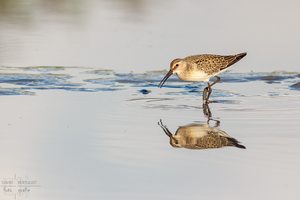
[222,52,247,70]
[194,134,226,149]
[185,53,247,74]
[185,54,229,74]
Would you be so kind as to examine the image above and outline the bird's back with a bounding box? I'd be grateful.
[184,53,247,75]
[192,132,243,149]
[175,124,245,149]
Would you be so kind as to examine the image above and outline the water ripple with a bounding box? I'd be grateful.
[0,66,299,96]
[290,82,300,91]
[0,88,34,95]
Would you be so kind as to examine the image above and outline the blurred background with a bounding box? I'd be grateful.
[0,0,299,72]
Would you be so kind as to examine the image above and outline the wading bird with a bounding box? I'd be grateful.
[158,53,247,103]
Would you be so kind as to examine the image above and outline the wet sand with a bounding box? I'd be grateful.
[0,66,299,199]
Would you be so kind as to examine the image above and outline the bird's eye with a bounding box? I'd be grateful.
[175,64,179,67]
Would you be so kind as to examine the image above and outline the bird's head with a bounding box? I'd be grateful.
[169,136,181,148]
[158,58,186,88]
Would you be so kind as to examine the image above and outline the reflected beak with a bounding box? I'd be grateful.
[158,70,173,88]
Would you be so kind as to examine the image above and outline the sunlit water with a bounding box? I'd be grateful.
[0,66,299,200]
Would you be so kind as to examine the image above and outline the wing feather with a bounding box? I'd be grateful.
[184,53,246,74]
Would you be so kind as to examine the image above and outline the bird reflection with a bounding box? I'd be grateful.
[158,103,246,150]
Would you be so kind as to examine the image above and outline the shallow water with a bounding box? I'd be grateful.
[0,66,299,200]
[1,0,300,199]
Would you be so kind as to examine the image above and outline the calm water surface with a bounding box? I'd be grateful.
[1,0,300,199]
[0,66,299,200]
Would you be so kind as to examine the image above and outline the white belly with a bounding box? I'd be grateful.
[176,71,210,82]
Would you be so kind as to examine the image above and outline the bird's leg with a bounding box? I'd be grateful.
[203,76,221,103]
[203,83,212,103]
[210,76,221,87]
[202,102,212,118]
[202,86,209,101]
[203,103,221,127]
[207,83,212,100]
[208,119,220,128]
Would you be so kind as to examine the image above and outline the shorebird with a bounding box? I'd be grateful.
[158,119,246,150]
[158,52,247,103]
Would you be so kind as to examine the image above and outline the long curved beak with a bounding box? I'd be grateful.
[158,70,173,88]
[158,119,173,137]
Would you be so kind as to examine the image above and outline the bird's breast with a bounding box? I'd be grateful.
[176,70,210,82]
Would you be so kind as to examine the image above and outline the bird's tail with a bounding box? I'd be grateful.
[223,52,247,69]
[235,52,247,61]
[227,137,246,149]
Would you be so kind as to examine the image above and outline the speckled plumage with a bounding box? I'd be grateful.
[178,129,240,149]
[173,53,247,82]
[183,53,245,75]
[158,52,247,102]
[158,121,246,150]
